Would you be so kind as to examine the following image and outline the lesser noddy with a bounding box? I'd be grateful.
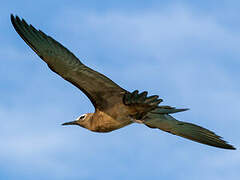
[11,14,236,150]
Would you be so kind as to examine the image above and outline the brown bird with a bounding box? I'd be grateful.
[11,14,236,150]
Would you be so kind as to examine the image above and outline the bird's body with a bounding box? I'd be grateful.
[85,110,132,132]
[11,14,236,149]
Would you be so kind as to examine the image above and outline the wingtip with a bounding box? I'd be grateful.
[225,144,236,150]
[10,14,15,23]
[10,14,20,26]
[10,14,23,23]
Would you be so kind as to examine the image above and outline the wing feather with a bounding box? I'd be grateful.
[11,15,126,110]
[143,113,236,150]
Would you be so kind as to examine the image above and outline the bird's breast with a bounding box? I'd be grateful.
[90,111,132,133]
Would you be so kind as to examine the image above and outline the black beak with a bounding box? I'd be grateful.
[62,120,78,126]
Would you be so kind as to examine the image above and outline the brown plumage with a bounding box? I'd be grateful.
[11,14,236,150]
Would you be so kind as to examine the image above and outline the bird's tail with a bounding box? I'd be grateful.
[150,106,189,114]
[143,112,236,150]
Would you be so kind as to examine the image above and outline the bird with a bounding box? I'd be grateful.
[11,14,236,150]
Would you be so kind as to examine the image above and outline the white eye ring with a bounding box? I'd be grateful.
[77,114,87,121]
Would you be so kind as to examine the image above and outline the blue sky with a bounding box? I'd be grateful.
[1,1,240,179]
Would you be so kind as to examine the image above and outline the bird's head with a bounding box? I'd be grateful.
[62,113,93,129]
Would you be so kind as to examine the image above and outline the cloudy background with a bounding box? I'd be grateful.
[1,0,239,179]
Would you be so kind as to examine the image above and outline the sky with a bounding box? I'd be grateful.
[1,0,240,179]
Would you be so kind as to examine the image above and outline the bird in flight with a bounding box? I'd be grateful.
[11,14,236,150]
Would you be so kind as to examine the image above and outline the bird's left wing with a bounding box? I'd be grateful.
[11,15,126,110]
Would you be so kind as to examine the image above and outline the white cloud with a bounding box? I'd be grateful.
[54,5,240,61]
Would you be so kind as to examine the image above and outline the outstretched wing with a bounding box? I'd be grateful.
[11,15,126,110]
[143,113,236,150]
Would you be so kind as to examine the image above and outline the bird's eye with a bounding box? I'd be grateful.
[78,114,86,120]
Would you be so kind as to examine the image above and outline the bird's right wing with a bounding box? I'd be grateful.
[143,112,236,150]
[11,15,126,111]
